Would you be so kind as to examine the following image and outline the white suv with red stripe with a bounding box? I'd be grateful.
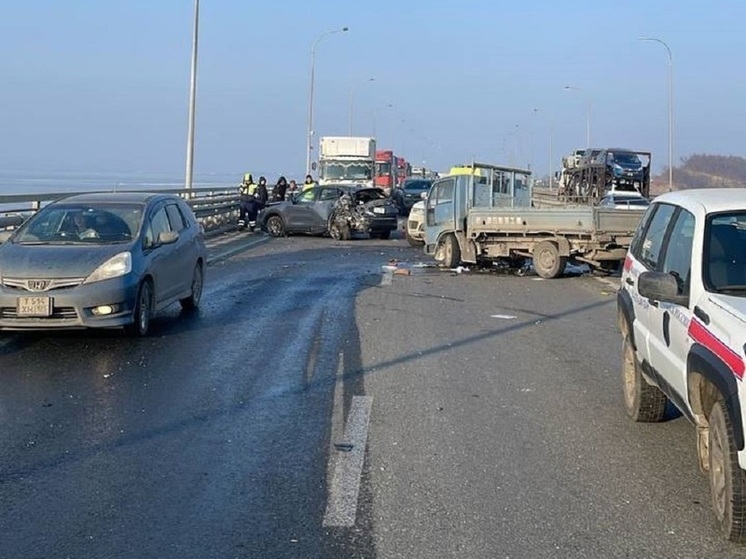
[618,189,746,542]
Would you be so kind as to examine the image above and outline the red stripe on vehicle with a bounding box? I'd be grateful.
[623,255,633,272]
[688,319,745,380]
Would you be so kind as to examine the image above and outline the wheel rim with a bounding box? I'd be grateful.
[537,247,556,273]
[192,266,203,305]
[330,223,340,240]
[445,239,453,263]
[268,217,282,236]
[710,409,728,519]
[622,339,637,409]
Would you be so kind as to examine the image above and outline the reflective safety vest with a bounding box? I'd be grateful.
[240,181,257,196]
[302,181,315,192]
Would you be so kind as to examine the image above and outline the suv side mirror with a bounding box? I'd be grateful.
[638,270,689,306]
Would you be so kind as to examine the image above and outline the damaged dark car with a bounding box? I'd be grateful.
[328,187,399,240]
[258,184,398,240]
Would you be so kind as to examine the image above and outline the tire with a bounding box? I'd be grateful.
[406,230,423,247]
[533,240,567,279]
[621,335,667,422]
[266,215,285,237]
[709,399,746,542]
[124,281,153,337]
[442,234,461,268]
[329,221,351,241]
[180,263,204,311]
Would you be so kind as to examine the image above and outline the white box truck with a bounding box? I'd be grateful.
[318,136,376,188]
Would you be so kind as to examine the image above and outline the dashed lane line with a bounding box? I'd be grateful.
[323,395,374,528]
[206,236,269,264]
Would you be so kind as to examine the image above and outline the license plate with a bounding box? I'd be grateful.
[17,296,53,317]
[373,207,386,214]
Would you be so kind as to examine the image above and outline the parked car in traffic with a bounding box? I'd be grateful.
[0,192,206,336]
[405,201,426,246]
[598,192,650,210]
[392,178,432,215]
[618,188,746,542]
[258,184,398,239]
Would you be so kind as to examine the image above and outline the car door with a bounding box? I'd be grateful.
[424,177,456,249]
[312,187,343,231]
[142,204,179,303]
[648,208,696,402]
[283,188,319,232]
[624,202,678,383]
[164,202,195,295]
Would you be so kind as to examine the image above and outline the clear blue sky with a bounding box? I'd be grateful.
[1,0,745,181]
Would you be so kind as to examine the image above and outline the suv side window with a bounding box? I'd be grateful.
[298,189,317,203]
[319,188,340,201]
[637,203,677,270]
[661,209,695,295]
[629,205,657,256]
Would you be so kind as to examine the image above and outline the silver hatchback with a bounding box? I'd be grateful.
[0,192,207,336]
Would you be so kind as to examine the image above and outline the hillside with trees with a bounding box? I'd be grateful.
[651,154,746,194]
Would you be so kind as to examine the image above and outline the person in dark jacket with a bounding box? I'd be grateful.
[256,176,269,209]
[273,176,288,202]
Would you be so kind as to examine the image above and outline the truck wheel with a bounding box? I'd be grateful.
[533,240,567,279]
[709,399,746,542]
[442,234,461,268]
[622,335,667,422]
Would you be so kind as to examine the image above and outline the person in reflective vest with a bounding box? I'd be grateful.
[302,174,316,192]
[238,173,258,230]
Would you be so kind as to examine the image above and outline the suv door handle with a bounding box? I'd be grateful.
[625,277,635,286]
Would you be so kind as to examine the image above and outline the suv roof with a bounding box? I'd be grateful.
[653,188,746,215]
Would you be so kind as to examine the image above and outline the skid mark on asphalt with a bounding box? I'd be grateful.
[323,395,373,527]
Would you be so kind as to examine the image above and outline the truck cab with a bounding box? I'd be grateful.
[424,163,532,266]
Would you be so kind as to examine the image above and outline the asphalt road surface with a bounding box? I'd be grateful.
[1,229,745,558]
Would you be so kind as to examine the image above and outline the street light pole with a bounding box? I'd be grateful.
[348,77,375,136]
[639,36,673,192]
[564,85,591,148]
[184,0,199,190]
[372,103,393,137]
[306,26,349,176]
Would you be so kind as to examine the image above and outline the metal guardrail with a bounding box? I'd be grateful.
[0,186,242,234]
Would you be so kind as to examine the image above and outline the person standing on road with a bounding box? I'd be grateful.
[303,174,316,191]
[287,179,299,198]
[256,176,269,211]
[273,176,288,202]
[238,173,257,229]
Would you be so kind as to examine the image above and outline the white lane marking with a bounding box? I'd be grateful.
[323,395,373,527]
[207,237,268,263]
[327,352,346,483]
